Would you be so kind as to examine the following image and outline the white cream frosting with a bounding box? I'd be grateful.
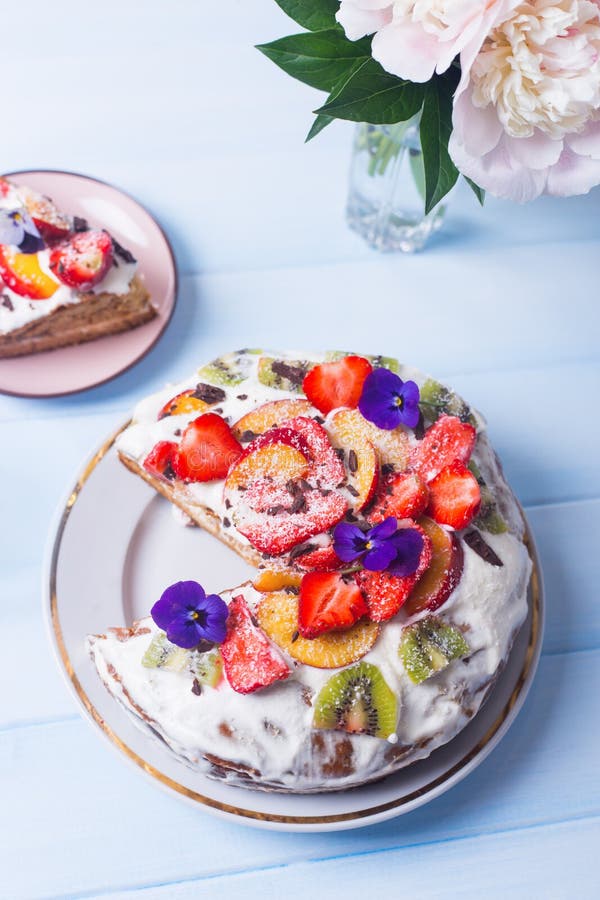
[0,182,137,336]
[91,350,532,792]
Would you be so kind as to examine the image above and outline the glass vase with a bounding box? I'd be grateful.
[346,116,448,253]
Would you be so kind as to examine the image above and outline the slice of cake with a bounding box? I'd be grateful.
[87,350,532,792]
[0,177,156,357]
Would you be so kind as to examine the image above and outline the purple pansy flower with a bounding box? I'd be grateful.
[387,528,424,577]
[151,580,229,649]
[358,368,420,430]
[0,208,44,253]
[334,517,400,571]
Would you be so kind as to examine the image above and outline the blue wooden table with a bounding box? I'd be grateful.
[2,3,600,897]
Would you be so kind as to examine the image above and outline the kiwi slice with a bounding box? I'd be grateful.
[142,632,189,672]
[325,351,400,373]
[468,461,508,534]
[142,632,223,687]
[198,349,262,387]
[192,647,223,688]
[399,616,470,685]
[312,662,397,739]
[419,377,477,428]
[257,356,313,392]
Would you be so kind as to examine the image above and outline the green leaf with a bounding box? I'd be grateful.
[305,56,371,142]
[465,176,486,205]
[274,0,340,32]
[316,58,425,124]
[306,113,334,142]
[419,74,460,214]
[256,30,371,93]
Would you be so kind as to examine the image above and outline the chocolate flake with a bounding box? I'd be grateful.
[335,448,345,462]
[291,630,299,643]
[464,530,503,567]
[223,517,231,528]
[271,360,308,385]
[191,678,203,696]
[414,411,426,440]
[224,498,232,509]
[193,382,226,404]
[348,449,358,474]
[239,429,257,443]
[1,295,13,311]
[173,428,182,437]
[314,415,325,425]
[289,542,317,560]
[73,216,89,233]
[290,493,307,514]
[236,393,248,400]
[267,505,286,516]
[381,463,395,476]
[112,237,136,264]
[347,484,360,498]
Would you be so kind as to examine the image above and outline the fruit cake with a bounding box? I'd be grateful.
[0,177,156,357]
[87,350,532,793]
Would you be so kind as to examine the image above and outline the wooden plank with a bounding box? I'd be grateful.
[99,817,600,900]
[1,649,598,897]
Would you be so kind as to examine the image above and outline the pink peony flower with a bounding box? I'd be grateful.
[336,0,508,82]
[449,0,600,201]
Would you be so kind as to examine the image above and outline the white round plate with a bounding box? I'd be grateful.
[44,424,544,832]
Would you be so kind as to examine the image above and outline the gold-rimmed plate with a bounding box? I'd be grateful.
[43,424,544,832]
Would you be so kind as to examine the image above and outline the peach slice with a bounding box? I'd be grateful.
[253,570,303,592]
[403,516,464,616]
[0,247,58,299]
[326,409,379,509]
[225,443,310,492]
[327,407,410,476]
[232,399,314,441]
[257,591,379,669]
[158,390,210,420]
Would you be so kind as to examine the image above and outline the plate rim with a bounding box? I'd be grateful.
[0,168,178,399]
[43,422,545,832]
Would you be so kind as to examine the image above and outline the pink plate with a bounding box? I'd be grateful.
[0,169,177,397]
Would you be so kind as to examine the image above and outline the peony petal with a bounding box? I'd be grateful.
[566,119,600,160]
[546,147,600,197]
[372,20,441,83]
[450,131,547,202]
[453,89,503,158]
[336,1,393,42]
[506,130,564,170]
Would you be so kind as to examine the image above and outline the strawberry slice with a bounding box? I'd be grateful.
[356,522,432,622]
[286,416,346,486]
[299,571,368,639]
[367,471,429,524]
[427,462,481,530]
[224,416,348,555]
[0,246,58,299]
[410,415,476,483]
[173,413,243,483]
[220,595,291,694]
[49,230,113,291]
[303,356,373,415]
[20,186,72,243]
[294,541,342,572]
[143,441,178,481]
